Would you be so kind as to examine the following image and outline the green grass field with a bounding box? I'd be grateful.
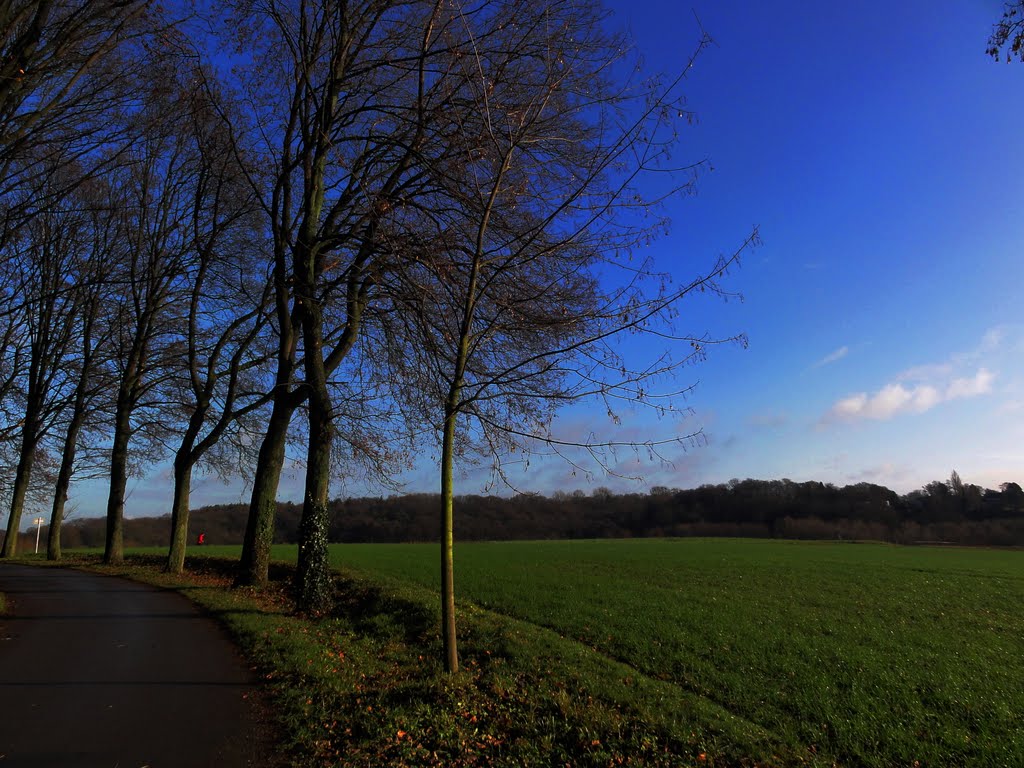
[92,539,1024,766]
[299,539,1022,767]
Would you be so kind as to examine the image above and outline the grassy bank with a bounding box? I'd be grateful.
[23,539,1024,766]
[51,550,771,767]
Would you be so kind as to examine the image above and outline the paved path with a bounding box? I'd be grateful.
[0,564,277,768]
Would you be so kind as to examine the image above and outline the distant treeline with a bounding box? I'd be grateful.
[14,473,1023,551]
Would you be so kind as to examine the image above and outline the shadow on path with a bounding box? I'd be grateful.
[0,563,280,768]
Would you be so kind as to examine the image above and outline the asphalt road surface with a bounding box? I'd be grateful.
[0,564,278,768]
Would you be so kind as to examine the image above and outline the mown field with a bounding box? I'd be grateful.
[97,539,1024,766]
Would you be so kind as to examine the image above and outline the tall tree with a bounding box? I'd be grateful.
[1,176,88,556]
[46,249,110,560]
[100,82,203,564]
[218,0,484,599]
[385,0,750,672]
[0,2,148,542]
[164,75,274,574]
[44,173,129,559]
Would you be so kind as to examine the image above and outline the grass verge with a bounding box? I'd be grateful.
[18,551,804,768]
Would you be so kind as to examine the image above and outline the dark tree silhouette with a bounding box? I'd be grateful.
[100,67,212,563]
[46,213,110,560]
[0,1,148,249]
[161,70,274,575]
[1,167,97,556]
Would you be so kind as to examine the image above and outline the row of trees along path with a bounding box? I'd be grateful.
[0,0,760,673]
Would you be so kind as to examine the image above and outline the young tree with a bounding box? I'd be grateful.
[384,0,751,672]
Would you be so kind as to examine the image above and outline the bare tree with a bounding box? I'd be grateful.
[46,256,109,559]
[100,80,208,563]
[164,75,275,574]
[1,174,90,556]
[40,173,134,559]
[0,3,194,556]
[282,0,444,613]
[214,0,492,601]
[383,0,751,672]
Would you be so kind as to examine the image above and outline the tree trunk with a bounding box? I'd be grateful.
[165,455,192,574]
[48,302,96,561]
[440,405,459,674]
[103,397,132,564]
[294,399,333,615]
[236,393,295,587]
[47,406,86,561]
[1,421,38,558]
[294,303,334,616]
[166,392,212,573]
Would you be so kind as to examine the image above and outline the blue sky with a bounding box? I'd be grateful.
[589,0,1024,495]
[454,0,1024,497]
[63,1,1024,521]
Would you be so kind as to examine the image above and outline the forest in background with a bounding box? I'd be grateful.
[10,472,1021,552]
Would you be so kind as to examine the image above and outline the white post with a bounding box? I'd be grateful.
[33,517,44,554]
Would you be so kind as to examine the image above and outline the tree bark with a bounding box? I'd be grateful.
[50,305,98,561]
[103,394,132,564]
[166,391,212,573]
[294,302,334,615]
[236,393,295,587]
[165,455,193,574]
[294,399,333,615]
[440,404,459,674]
[47,405,86,561]
[1,420,38,558]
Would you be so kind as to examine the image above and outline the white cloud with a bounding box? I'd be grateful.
[826,368,993,423]
[831,393,868,418]
[812,345,849,368]
[946,368,995,399]
[821,327,1013,425]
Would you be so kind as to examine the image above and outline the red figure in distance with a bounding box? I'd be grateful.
[196,532,206,545]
